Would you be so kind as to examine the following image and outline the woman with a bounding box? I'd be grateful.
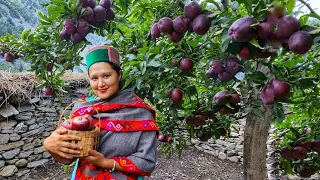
[44,46,159,180]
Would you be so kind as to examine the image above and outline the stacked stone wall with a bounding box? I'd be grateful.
[0,87,87,178]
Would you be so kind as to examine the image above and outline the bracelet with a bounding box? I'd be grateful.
[109,160,116,172]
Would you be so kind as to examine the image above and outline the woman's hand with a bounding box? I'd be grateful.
[43,128,82,160]
[83,150,108,168]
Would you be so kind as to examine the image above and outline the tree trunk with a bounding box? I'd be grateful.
[243,105,273,180]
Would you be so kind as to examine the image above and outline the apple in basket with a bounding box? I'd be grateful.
[61,119,73,130]
[72,115,95,131]
[61,115,95,131]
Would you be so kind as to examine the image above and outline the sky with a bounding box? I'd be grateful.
[295,0,320,14]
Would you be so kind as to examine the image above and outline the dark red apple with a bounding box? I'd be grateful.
[184,1,202,20]
[228,16,257,42]
[311,140,320,152]
[280,146,294,159]
[99,0,111,9]
[171,88,183,105]
[158,17,173,33]
[229,92,240,104]
[60,29,70,40]
[42,87,54,96]
[257,21,275,40]
[275,15,300,39]
[93,5,107,22]
[158,134,167,142]
[194,115,206,126]
[225,60,239,75]
[260,85,274,105]
[173,16,190,33]
[296,137,312,150]
[210,60,224,74]
[213,90,229,105]
[105,8,115,21]
[239,47,253,60]
[151,23,161,38]
[4,52,14,62]
[83,114,95,130]
[293,146,307,159]
[218,71,233,81]
[192,14,211,35]
[61,119,73,130]
[288,31,313,54]
[72,116,91,131]
[77,0,89,7]
[167,137,173,144]
[77,19,90,36]
[87,0,96,9]
[298,166,317,178]
[168,31,184,43]
[205,69,218,79]
[71,32,85,44]
[271,79,290,100]
[218,128,227,136]
[185,115,196,126]
[63,19,76,34]
[179,58,193,72]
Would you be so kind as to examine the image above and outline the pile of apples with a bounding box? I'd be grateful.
[61,114,96,131]
[60,0,115,43]
[213,90,241,115]
[150,1,212,43]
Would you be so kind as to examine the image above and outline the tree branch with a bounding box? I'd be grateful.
[221,0,228,12]
[298,0,319,15]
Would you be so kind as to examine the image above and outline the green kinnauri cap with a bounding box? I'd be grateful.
[85,45,121,71]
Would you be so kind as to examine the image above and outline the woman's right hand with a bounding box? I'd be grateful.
[43,128,82,160]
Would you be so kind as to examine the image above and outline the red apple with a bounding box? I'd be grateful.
[42,87,54,96]
[84,114,95,130]
[158,134,168,142]
[61,119,73,130]
[71,116,91,131]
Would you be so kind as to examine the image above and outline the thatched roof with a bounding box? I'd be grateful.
[0,70,89,104]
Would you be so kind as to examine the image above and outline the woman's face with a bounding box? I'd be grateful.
[88,62,121,100]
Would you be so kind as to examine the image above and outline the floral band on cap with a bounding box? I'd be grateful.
[85,45,121,71]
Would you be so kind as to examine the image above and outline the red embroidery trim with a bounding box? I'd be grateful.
[98,119,158,132]
[71,101,156,120]
[75,160,118,180]
[111,157,152,177]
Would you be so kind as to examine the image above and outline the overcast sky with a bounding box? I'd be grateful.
[296,0,320,14]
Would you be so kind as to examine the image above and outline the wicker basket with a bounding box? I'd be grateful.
[58,100,100,157]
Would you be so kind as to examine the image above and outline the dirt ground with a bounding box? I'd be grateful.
[15,146,243,180]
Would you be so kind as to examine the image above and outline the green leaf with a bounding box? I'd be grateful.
[226,42,243,55]
[21,29,31,40]
[286,0,296,13]
[247,71,268,83]
[299,15,309,26]
[147,60,162,67]
[237,0,252,15]
[249,38,263,49]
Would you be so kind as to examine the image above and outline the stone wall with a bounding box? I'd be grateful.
[191,118,245,164]
[0,87,88,178]
[191,119,320,180]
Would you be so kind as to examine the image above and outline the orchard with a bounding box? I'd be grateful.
[0,0,319,179]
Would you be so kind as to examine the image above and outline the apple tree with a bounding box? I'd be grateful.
[1,0,319,179]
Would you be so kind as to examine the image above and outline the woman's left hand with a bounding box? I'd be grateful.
[83,149,107,168]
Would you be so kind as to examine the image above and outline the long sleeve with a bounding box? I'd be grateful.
[111,130,157,176]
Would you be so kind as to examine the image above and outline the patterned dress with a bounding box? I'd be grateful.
[70,89,159,180]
